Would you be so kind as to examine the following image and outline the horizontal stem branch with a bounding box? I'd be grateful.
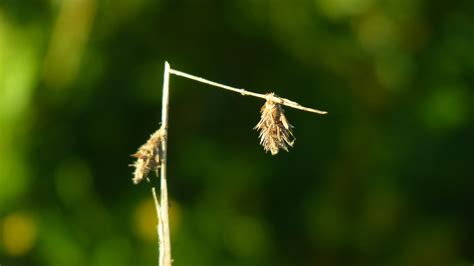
[169,68,327,115]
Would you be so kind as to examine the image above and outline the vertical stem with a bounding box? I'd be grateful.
[159,61,172,266]
[152,187,164,265]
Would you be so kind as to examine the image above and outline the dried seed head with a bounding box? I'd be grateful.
[254,93,295,155]
[131,127,165,184]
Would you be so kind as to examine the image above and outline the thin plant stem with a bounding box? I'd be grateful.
[158,61,172,266]
[169,68,327,115]
[151,187,164,266]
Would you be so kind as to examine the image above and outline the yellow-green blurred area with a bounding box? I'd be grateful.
[1,0,473,265]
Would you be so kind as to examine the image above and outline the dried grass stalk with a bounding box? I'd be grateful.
[254,93,295,155]
[130,62,326,266]
[131,127,164,184]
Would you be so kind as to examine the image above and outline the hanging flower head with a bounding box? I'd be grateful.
[131,127,164,184]
[254,93,295,155]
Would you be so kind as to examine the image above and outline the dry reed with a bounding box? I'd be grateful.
[130,61,327,266]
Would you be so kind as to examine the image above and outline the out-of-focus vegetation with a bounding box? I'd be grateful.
[1,0,473,265]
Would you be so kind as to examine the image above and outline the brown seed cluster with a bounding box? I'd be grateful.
[131,127,165,184]
[254,93,295,155]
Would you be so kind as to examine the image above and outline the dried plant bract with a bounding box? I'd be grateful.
[254,93,295,155]
[131,127,165,184]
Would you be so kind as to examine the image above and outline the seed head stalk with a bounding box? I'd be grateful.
[168,68,327,115]
[131,61,327,266]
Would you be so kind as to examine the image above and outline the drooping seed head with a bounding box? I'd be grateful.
[254,93,295,155]
[131,127,164,184]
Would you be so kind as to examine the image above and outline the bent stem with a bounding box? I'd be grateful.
[147,61,327,266]
[169,68,327,115]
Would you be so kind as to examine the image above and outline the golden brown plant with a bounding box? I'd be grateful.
[130,62,326,266]
[254,93,295,155]
[131,127,164,184]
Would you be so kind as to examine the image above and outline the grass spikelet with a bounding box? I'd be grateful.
[254,93,295,155]
[131,127,164,184]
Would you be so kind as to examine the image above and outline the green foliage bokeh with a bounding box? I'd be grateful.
[1,0,473,265]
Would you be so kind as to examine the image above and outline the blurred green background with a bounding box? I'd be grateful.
[1,0,473,265]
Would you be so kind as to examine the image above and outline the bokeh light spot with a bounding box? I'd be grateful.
[134,197,157,242]
[42,0,96,89]
[356,12,399,53]
[316,0,373,19]
[134,197,181,242]
[375,51,414,91]
[2,212,37,256]
[55,158,93,206]
[419,85,469,132]
[224,215,269,258]
[93,236,132,266]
